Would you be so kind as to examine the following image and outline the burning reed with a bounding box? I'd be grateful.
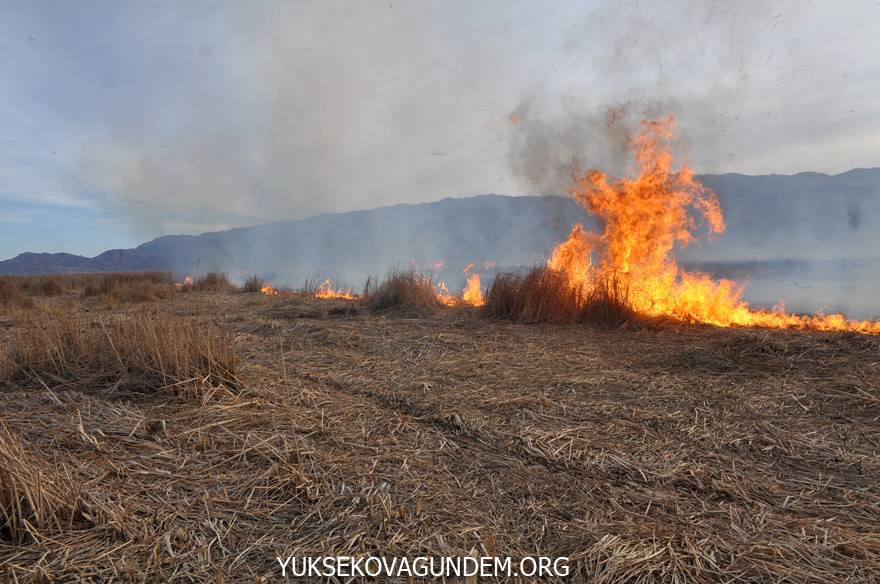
[541,114,880,334]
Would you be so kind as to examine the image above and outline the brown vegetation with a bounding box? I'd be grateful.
[484,267,637,327]
[19,277,64,297]
[242,274,264,293]
[0,276,877,582]
[0,281,34,313]
[0,423,87,545]
[1,309,237,399]
[184,271,233,292]
[364,268,440,313]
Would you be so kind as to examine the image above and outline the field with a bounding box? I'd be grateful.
[1,273,878,582]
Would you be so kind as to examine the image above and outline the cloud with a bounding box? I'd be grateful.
[1,0,879,242]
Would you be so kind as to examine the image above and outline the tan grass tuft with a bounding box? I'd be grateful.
[484,267,583,324]
[183,271,233,292]
[484,267,637,327]
[242,274,264,293]
[1,310,238,398]
[0,280,35,313]
[0,423,82,544]
[364,268,441,313]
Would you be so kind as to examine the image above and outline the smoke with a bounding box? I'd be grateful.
[74,2,522,236]
[507,0,880,193]
[14,0,869,242]
[507,0,774,194]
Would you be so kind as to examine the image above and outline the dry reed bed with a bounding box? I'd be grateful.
[1,309,237,401]
[484,267,638,327]
[241,295,879,582]
[364,268,443,313]
[0,289,877,581]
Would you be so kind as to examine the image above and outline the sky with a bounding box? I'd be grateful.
[1,0,879,260]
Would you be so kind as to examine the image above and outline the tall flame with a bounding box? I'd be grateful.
[549,115,880,334]
[462,273,484,306]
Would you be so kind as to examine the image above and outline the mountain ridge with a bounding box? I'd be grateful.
[2,168,880,277]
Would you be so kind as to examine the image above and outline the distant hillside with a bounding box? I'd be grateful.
[0,195,594,280]
[691,168,880,262]
[2,169,879,282]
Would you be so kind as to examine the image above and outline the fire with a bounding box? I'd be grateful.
[315,278,357,300]
[460,262,484,306]
[436,281,457,306]
[174,275,194,289]
[435,263,486,307]
[462,273,484,306]
[549,115,880,334]
[260,282,279,296]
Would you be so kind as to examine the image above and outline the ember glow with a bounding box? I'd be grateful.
[548,115,880,334]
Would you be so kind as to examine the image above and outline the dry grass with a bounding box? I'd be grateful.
[0,423,85,545]
[80,273,165,293]
[484,267,636,327]
[242,274,264,293]
[1,309,237,399]
[183,271,233,292]
[0,285,877,581]
[484,267,584,323]
[581,272,638,327]
[364,268,441,313]
[18,277,64,297]
[0,281,34,313]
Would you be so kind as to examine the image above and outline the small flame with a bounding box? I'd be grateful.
[436,281,457,306]
[174,275,194,289]
[315,278,357,300]
[260,283,279,296]
[435,265,485,307]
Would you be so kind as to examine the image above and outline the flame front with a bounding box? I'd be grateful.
[315,278,357,300]
[549,115,880,334]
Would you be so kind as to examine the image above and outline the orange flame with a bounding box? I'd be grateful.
[462,273,484,306]
[260,282,279,296]
[436,281,457,306]
[315,278,357,300]
[174,275,195,289]
[549,115,880,334]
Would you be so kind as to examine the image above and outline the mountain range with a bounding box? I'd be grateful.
[2,169,879,287]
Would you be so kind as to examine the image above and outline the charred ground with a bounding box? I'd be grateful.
[0,273,878,582]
